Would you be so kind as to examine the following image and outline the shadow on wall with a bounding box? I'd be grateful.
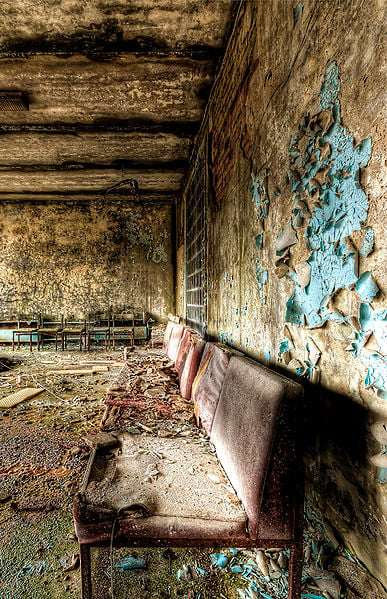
[299,381,383,574]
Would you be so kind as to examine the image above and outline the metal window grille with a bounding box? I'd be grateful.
[185,148,207,336]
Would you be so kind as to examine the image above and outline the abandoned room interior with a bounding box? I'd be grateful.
[0,1,385,598]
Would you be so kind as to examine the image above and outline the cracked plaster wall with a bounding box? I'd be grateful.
[0,200,174,321]
[179,0,387,585]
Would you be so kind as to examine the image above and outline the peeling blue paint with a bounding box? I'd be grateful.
[264,347,271,361]
[363,352,387,399]
[285,62,372,328]
[219,331,233,346]
[293,2,304,27]
[250,170,270,303]
[241,293,248,316]
[376,467,387,483]
[360,227,375,257]
[319,61,340,110]
[282,62,387,403]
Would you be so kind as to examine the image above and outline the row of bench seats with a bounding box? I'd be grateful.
[75,318,305,599]
[163,320,232,433]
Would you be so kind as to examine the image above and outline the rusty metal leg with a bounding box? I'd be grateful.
[80,544,93,599]
[12,331,15,351]
[288,540,303,599]
[29,333,32,352]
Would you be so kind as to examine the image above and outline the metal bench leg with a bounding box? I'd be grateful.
[80,544,93,599]
[288,540,303,599]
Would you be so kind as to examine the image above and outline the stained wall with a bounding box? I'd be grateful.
[0,200,174,321]
[178,0,386,585]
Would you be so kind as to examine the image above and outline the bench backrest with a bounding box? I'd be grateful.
[192,342,230,435]
[179,335,205,399]
[163,321,175,353]
[167,323,185,362]
[210,355,302,540]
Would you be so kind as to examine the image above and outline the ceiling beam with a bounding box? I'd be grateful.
[0,168,184,193]
[0,191,177,203]
[0,47,222,62]
[0,160,187,172]
[0,131,191,167]
[0,120,199,136]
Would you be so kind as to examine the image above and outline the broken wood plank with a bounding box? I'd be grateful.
[0,387,44,408]
[46,366,109,375]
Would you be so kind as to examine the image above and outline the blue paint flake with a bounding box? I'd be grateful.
[279,339,293,355]
[293,2,304,27]
[264,347,271,361]
[219,331,233,346]
[355,271,379,302]
[376,467,387,483]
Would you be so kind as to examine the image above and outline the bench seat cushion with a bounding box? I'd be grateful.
[167,324,185,362]
[192,343,230,435]
[175,328,192,373]
[210,356,287,539]
[162,321,174,353]
[179,336,205,399]
[74,432,247,544]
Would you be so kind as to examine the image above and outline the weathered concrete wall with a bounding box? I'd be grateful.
[180,0,387,585]
[0,200,174,321]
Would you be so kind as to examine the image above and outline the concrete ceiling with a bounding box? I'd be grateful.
[0,0,234,201]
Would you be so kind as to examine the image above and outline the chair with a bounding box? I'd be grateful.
[61,318,87,351]
[86,313,111,351]
[110,313,134,350]
[12,318,39,351]
[38,315,64,350]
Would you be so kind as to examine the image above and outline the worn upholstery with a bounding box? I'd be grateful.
[74,432,247,544]
[167,323,185,362]
[179,336,205,399]
[210,356,300,539]
[175,328,192,373]
[192,343,230,435]
[162,320,174,353]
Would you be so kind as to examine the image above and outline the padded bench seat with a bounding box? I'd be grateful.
[75,319,304,599]
[74,432,247,544]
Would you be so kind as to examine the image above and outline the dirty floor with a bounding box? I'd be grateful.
[0,339,384,599]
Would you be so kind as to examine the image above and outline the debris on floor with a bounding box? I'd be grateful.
[0,343,385,599]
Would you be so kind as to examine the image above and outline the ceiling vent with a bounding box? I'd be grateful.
[0,92,29,111]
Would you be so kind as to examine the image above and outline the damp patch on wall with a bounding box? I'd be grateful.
[250,170,270,303]
[126,213,168,264]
